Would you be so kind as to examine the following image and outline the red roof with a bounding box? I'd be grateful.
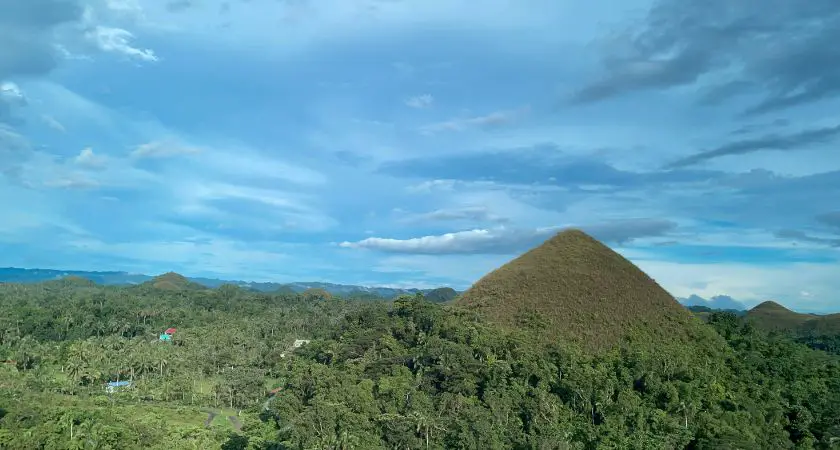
[164,328,177,334]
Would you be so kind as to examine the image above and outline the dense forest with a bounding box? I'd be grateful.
[1,279,839,449]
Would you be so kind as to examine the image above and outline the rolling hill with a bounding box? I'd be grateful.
[424,287,459,303]
[746,300,840,335]
[141,272,207,291]
[455,228,703,349]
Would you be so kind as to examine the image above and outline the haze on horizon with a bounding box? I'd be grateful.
[1,0,838,313]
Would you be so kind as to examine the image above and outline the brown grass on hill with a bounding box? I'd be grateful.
[302,288,332,300]
[746,301,840,334]
[455,229,700,350]
[148,272,203,291]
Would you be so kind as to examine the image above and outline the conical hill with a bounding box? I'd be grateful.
[455,229,698,349]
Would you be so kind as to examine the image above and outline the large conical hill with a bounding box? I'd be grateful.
[455,229,700,350]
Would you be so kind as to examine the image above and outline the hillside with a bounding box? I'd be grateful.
[456,229,701,349]
[747,301,840,335]
[145,272,206,291]
[424,287,458,303]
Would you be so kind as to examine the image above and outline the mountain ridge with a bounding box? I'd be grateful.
[678,294,747,311]
[0,267,454,299]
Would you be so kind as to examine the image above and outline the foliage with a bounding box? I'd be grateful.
[1,282,839,449]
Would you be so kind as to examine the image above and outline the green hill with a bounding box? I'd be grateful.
[455,229,701,350]
[746,301,840,335]
[423,287,458,303]
[146,272,206,291]
[302,287,333,300]
[274,284,297,295]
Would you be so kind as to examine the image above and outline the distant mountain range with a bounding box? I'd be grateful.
[0,267,752,308]
[0,267,449,299]
[677,294,747,311]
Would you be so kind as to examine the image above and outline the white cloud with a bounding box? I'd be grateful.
[371,253,514,288]
[0,183,91,242]
[0,82,27,105]
[44,176,100,189]
[41,115,67,132]
[419,106,530,134]
[400,206,510,224]
[130,140,200,158]
[405,179,458,193]
[341,217,680,255]
[199,147,328,186]
[174,181,338,232]
[67,235,292,279]
[340,226,559,254]
[74,147,108,169]
[405,94,434,109]
[84,26,159,62]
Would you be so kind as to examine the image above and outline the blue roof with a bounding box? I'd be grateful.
[107,381,131,387]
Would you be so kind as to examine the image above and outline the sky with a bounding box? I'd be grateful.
[1,0,839,313]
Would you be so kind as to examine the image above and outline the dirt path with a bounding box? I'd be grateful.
[203,411,217,428]
[228,415,242,431]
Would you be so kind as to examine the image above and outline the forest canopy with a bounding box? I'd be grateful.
[1,281,839,449]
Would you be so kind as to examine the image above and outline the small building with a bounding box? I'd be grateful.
[159,327,177,341]
[106,380,131,393]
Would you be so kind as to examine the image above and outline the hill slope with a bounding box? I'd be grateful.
[424,287,458,303]
[145,272,207,291]
[455,229,699,349]
[746,301,840,334]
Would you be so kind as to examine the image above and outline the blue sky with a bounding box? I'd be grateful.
[1,0,839,312]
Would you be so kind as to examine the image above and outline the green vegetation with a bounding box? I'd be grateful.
[1,231,839,449]
[687,305,747,324]
[746,301,840,334]
[745,301,840,356]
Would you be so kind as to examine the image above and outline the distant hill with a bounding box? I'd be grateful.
[273,285,297,295]
[455,229,701,350]
[0,267,455,299]
[424,287,458,303]
[302,288,333,300]
[144,272,206,291]
[746,301,840,335]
